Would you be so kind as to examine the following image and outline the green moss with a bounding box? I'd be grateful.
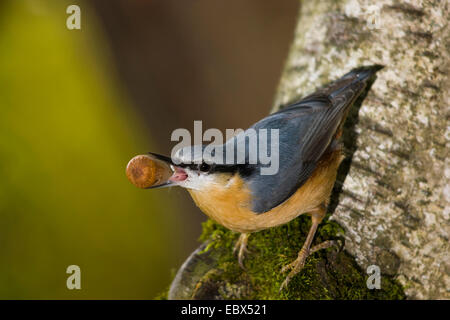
[195,215,405,300]
[155,287,169,300]
[155,268,179,300]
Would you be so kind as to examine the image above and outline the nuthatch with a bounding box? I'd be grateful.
[126,65,382,290]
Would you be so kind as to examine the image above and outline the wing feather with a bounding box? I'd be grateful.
[244,65,381,213]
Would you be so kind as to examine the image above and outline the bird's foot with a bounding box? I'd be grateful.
[310,239,340,254]
[279,240,339,292]
[233,233,250,270]
[279,247,309,292]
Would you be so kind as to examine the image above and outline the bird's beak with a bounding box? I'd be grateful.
[126,152,188,190]
[147,152,188,185]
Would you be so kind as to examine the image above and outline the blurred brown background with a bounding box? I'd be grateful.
[0,0,298,298]
[90,0,299,253]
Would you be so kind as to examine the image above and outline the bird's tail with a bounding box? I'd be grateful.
[299,64,383,108]
[327,64,383,101]
[328,65,383,137]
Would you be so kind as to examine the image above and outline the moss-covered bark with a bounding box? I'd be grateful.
[166,0,448,300]
[166,219,404,299]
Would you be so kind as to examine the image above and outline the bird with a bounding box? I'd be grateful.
[126,65,382,291]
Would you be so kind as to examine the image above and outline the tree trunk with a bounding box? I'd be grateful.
[167,0,449,300]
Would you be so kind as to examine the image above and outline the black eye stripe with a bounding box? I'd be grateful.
[179,162,253,175]
[199,163,212,172]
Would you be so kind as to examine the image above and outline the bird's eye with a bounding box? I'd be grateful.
[198,163,211,172]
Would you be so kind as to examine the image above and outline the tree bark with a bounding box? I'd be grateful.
[168,0,449,299]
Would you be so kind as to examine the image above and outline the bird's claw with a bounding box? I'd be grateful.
[280,260,296,273]
[309,239,341,254]
[233,240,249,254]
[279,275,293,292]
[233,233,250,271]
[279,239,342,291]
[279,248,308,292]
[237,250,247,271]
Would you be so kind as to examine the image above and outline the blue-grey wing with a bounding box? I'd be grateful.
[244,65,381,213]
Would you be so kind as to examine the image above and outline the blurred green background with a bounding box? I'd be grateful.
[0,0,297,298]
